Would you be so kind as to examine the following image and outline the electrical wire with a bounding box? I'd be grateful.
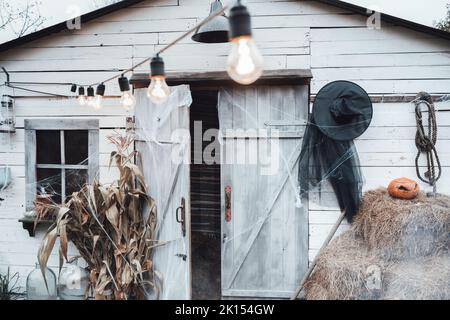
[6,84,70,97]
[1,4,229,95]
[85,4,229,87]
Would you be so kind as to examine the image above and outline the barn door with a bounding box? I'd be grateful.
[135,85,193,300]
[219,86,309,298]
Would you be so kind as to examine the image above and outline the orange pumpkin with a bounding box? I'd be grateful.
[388,178,420,200]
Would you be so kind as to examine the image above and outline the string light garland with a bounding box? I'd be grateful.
[2,1,265,103]
[118,75,136,110]
[227,0,263,85]
[87,86,95,107]
[147,54,170,105]
[94,83,106,109]
[77,87,86,106]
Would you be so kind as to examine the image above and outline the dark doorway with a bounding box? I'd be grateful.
[190,90,222,300]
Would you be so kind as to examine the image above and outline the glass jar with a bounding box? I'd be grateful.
[0,95,15,133]
[58,261,89,300]
[26,263,57,300]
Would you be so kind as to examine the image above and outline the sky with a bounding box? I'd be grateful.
[0,0,448,43]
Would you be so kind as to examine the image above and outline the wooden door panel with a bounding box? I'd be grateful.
[135,86,192,300]
[220,86,309,299]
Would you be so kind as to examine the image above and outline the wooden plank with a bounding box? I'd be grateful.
[2,46,133,61]
[222,289,295,299]
[310,25,434,42]
[224,140,303,290]
[313,66,450,81]
[0,58,133,72]
[14,116,125,129]
[14,98,127,116]
[88,129,100,183]
[60,130,66,201]
[134,87,191,300]
[311,52,450,68]
[131,69,312,88]
[311,38,450,55]
[221,85,308,297]
[25,118,99,130]
[35,164,89,170]
[312,79,450,95]
[24,129,36,211]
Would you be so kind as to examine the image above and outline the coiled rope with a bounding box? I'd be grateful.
[414,93,441,195]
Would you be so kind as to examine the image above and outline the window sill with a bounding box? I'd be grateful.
[18,217,54,237]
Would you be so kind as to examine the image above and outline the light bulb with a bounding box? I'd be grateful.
[77,95,87,106]
[147,76,170,105]
[120,91,136,110]
[227,36,263,85]
[87,96,95,107]
[93,95,103,109]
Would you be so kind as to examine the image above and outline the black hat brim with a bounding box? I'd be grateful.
[313,80,373,141]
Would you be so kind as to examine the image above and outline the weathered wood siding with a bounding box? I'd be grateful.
[0,0,449,290]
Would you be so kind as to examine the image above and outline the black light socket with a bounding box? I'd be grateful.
[151,55,165,78]
[78,86,85,96]
[96,83,106,96]
[71,84,77,93]
[229,1,252,40]
[118,76,131,92]
[87,86,95,97]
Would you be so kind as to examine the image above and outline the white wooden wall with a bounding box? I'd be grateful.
[0,0,449,291]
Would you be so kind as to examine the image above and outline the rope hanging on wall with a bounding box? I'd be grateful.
[413,92,442,195]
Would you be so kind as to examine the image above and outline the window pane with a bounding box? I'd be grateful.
[66,169,88,199]
[36,168,62,204]
[65,130,89,165]
[36,130,61,164]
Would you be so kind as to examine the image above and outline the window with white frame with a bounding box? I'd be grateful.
[24,119,99,211]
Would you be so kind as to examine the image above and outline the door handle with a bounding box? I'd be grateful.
[225,186,232,222]
[176,197,186,237]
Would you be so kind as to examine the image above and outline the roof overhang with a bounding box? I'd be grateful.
[315,0,450,41]
[0,0,449,53]
[130,69,313,89]
[0,0,147,53]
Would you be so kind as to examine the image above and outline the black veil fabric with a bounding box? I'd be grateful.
[298,113,364,222]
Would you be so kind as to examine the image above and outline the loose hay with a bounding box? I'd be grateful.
[353,189,450,260]
[305,189,450,300]
[382,255,450,300]
[305,232,384,300]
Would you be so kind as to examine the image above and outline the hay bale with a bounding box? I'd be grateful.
[353,189,450,260]
[305,232,384,300]
[382,255,450,300]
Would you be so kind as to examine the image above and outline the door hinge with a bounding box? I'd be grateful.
[225,186,232,222]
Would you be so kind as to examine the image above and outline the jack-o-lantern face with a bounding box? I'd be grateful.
[388,178,420,200]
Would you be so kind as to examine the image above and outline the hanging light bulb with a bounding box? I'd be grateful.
[147,55,170,105]
[93,83,105,109]
[86,86,95,107]
[77,87,87,106]
[118,75,136,111]
[227,0,263,85]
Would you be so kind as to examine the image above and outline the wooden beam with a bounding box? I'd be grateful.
[131,69,313,89]
[25,119,100,130]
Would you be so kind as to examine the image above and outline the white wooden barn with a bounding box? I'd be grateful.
[0,0,449,299]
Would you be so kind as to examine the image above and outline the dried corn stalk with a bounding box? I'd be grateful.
[38,133,159,300]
